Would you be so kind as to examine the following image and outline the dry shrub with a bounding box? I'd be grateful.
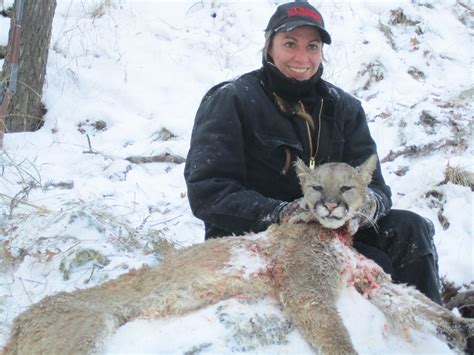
[445,163,474,190]
[389,8,420,26]
[0,240,16,271]
[147,232,179,260]
[90,0,111,18]
[441,278,474,319]
[358,61,385,90]
[59,248,111,281]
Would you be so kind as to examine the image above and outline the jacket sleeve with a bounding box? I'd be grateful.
[342,98,392,222]
[184,84,283,236]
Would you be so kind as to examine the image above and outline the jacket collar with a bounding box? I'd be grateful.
[262,58,322,101]
[260,60,336,117]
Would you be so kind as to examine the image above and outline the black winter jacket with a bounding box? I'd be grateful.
[184,64,392,239]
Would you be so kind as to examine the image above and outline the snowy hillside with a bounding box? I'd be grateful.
[0,0,472,353]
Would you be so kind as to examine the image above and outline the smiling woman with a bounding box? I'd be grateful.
[268,26,322,81]
[184,1,442,304]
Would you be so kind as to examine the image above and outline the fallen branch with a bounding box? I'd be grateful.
[0,192,51,213]
[381,139,467,163]
[43,180,74,190]
[457,0,473,12]
[82,134,97,154]
[126,152,185,165]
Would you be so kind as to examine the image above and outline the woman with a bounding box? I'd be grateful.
[184,2,441,303]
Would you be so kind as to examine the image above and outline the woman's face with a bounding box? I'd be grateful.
[268,26,322,81]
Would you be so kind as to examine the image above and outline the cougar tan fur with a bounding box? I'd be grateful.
[5,156,473,354]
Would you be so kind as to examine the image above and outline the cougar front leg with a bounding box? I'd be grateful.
[269,237,357,355]
[281,289,357,355]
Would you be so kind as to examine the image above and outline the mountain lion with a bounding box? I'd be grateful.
[4,156,472,354]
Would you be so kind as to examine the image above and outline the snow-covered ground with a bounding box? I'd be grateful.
[0,0,472,353]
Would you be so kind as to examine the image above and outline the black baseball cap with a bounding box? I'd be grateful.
[264,2,331,44]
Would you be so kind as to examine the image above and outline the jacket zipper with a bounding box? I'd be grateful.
[299,98,324,169]
[279,146,290,175]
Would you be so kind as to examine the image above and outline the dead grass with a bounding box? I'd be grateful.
[148,234,179,260]
[444,163,474,190]
[90,0,112,18]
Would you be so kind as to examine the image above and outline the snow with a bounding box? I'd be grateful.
[223,234,269,280]
[0,0,472,353]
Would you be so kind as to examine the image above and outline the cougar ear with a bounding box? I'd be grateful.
[294,158,311,186]
[357,154,378,186]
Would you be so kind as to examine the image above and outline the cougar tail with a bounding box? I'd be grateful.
[4,291,136,355]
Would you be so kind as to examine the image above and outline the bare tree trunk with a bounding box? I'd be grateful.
[2,0,56,133]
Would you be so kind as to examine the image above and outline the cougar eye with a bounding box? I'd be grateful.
[312,185,323,192]
[340,186,353,193]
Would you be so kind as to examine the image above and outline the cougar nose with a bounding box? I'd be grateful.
[324,201,338,211]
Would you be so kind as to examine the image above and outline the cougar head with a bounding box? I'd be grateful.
[295,155,377,229]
